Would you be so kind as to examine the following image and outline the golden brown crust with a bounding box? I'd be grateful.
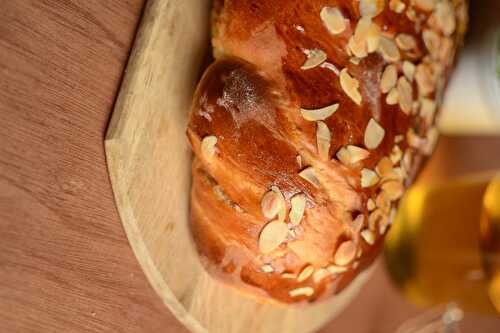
[187,0,468,303]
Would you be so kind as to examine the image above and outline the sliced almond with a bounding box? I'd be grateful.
[334,240,356,266]
[359,0,385,18]
[397,77,413,115]
[380,64,398,94]
[379,218,390,235]
[376,156,394,178]
[381,169,402,181]
[361,168,380,188]
[348,35,368,58]
[396,33,417,51]
[290,193,306,226]
[378,36,401,62]
[320,7,347,35]
[382,206,396,233]
[201,136,217,160]
[369,208,387,231]
[403,61,416,81]
[299,167,321,188]
[389,207,397,225]
[423,29,441,60]
[366,21,381,53]
[340,68,362,105]
[389,0,406,13]
[430,58,444,76]
[407,128,424,149]
[376,191,391,212]
[361,229,376,245]
[392,167,408,180]
[434,66,446,98]
[434,1,456,36]
[327,264,348,274]
[353,16,373,43]
[367,198,376,211]
[402,149,413,173]
[349,17,380,56]
[382,180,404,201]
[336,145,370,165]
[414,0,436,11]
[261,264,274,273]
[368,209,380,230]
[313,268,332,283]
[301,49,327,70]
[390,145,403,164]
[422,126,439,155]
[261,190,281,219]
[386,87,399,105]
[364,118,385,149]
[300,104,339,121]
[289,286,314,298]
[439,37,454,64]
[420,98,436,125]
[297,265,315,282]
[320,61,341,75]
[316,121,331,160]
[259,220,289,253]
[415,63,435,97]
[272,186,287,222]
[352,214,365,232]
[261,187,286,221]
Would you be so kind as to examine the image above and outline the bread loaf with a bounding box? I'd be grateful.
[187,0,468,304]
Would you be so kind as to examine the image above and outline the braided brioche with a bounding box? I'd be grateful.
[187,0,468,304]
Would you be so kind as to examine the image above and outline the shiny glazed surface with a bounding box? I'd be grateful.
[187,0,468,303]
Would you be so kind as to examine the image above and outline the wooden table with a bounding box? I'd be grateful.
[1,1,500,332]
[0,1,185,331]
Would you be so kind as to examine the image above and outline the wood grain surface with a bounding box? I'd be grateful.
[0,1,186,332]
[1,1,500,333]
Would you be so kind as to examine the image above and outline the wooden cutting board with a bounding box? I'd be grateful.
[105,1,372,332]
